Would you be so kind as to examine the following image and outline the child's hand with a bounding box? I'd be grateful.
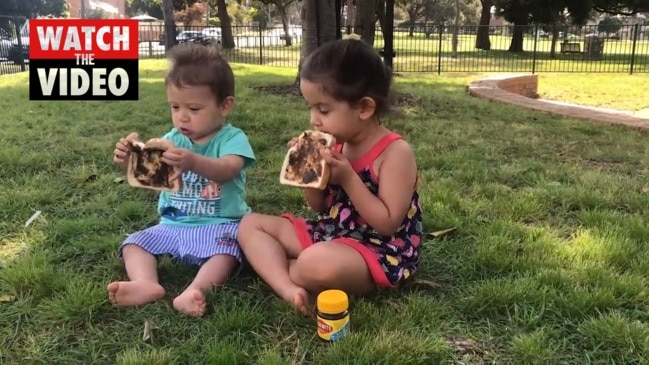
[113,138,131,166]
[322,149,354,186]
[162,147,197,172]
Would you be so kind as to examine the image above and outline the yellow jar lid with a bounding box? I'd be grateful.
[317,289,349,314]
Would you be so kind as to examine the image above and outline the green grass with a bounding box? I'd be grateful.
[536,73,649,111]
[385,71,649,112]
[1,61,648,364]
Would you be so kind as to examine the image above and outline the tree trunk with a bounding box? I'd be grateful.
[279,5,292,46]
[354,0,376,45]
[451,0,460,58]
[550,23,559,58]
[475,0,491,50]
[297,0,337,82]
[162,0,176,52]
[217,0,235,49]
[508,24,524,52]
[345,0,354,34]
[375,0,386,41]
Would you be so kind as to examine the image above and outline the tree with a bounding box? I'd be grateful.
[593,0,649,15]
[216,0,235,48]
[299,0,337,80]
[494,0,593,54]
[174,2,206,27]
[0,0,68,18]
[598,15,623,35]
[451,0,460,57]
[475,0,492,50]
[397,0,427,37]
[126,0,164,18]
[493,0,531,52]
[355,0,377,44]
[257,0,297,46]
[162,0,176,51]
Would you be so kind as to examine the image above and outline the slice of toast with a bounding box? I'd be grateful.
[279,130,336,190]
[125,132,181,192]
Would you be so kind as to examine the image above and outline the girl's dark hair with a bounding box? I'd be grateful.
[300,39,394,118]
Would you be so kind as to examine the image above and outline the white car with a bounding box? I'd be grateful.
[202,27,221,42]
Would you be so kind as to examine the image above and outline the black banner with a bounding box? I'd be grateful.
[29,59,139,101]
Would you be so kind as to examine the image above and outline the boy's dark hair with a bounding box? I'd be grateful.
[300,39,394,117]
[165,43,234,104]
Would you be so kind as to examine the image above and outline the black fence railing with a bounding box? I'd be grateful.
[0,16,28,76]
[1,21,648,76]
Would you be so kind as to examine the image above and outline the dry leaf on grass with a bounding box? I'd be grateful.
[142,319,159,341]
[0,294,16,302]
[114,177,125,184]
[447,336,486,356]
[411,279,441,289]
[642,186,649,194]
[428,227,457,238]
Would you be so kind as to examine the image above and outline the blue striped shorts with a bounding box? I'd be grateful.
[119,222,242,266]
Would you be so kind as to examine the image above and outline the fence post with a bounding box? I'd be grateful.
[629,23,639,75]
[437,23,443,75]
[14,18,26,72]
[258,25,263,65]
[532,25,538,74]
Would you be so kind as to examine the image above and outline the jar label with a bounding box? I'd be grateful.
[317,315,350,342]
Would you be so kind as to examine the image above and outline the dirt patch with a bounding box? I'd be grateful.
[251,84,419,107]
[252,84,303,98]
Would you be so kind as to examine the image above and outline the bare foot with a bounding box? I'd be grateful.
[107,281,165,308]
[288,287,314,316]
[173,288,206,317]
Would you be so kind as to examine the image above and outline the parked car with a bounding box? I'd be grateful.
[160,30,218,47]
[202,27,221,44]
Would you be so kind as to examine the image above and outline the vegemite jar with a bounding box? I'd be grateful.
[316,289,350,342]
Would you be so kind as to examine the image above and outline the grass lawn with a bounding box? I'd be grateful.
[536,73,649,111]
[1,61,648,364]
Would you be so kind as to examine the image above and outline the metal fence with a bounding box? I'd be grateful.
[1,21,648,76]
[0,16,28,76]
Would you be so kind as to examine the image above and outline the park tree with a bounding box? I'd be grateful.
[493,0,593,53]
[126,0,164,18]
[215,0,235,48]
[593,0,649,15]
[162,0,176,51]
[298,0,336,79]
[475,0,493,50]
[257,0,297,45]
[0,0,68,18]
[174,2,206,27]
[598,15,622,35]
[355,0,377,44]
[492,0,532,52]
[397,0,427,37]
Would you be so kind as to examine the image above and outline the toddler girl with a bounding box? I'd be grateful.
[238,39,423,314]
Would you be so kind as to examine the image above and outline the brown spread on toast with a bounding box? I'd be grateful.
[131,144,174,188]
[284,132,329,184]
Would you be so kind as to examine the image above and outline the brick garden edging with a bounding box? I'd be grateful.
[467,74,649,132]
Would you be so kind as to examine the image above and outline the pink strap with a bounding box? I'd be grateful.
[350,133,403,171]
